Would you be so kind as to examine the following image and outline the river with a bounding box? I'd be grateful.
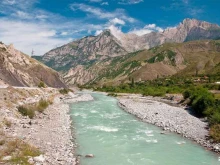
[70,93,220,165]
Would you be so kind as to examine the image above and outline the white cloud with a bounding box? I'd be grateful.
[109,18,125,25]
[89,0,102,2]
[95,30,103,36]
[0,19,67,55]
[118,0,144,5]
[38,30,57,37]
[2,0,16,5]
[61,31,68,36]
[129,24,163,36]
[70,3,136,23]
[12,10,32,19]
[108,25,123,38]
[101,2,109,5]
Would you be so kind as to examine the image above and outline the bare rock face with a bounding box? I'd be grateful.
[42,30,128,71]
[64,65,95,85]
[162,18,220,43]
[0,42,66,87]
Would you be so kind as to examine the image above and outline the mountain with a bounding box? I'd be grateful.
[34,18,220,85]
[0,42,66,87]
[40,30,128,72]
[63,40,220,86]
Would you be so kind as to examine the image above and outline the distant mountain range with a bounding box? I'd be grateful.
[31,18,220,85]
[0,42,66,87]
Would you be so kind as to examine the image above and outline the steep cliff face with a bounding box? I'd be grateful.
[0,42,66,87]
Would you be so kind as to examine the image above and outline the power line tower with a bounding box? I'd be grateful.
[31,49,34,57]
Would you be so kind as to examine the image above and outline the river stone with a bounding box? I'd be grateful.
[2,156,12,161]
[85,154,94,158]
[33,155,45,162]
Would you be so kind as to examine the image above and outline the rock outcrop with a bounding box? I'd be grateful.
[0,42,66,87]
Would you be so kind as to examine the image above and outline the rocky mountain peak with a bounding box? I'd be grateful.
[181,18,220,30]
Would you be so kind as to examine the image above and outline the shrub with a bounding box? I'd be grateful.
[59,88,71,94]
[192,94,215,117]
[0,140,5,146]
[183,87,215,117]
[38,81,46,88]
[37,99,49,113]
[18,106,35,119]
[210,124,220,142]
[3,119,12,127]
[209,111,220,125]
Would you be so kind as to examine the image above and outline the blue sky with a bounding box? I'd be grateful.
[0,0,219,55]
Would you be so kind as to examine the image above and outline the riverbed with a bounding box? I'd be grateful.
[70,93,220,165]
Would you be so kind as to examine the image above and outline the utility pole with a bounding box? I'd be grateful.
[31,49,34,57]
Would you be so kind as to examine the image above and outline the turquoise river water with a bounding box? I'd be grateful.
[70,93,220,165]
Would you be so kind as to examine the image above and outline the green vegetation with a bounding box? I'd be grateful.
[59,88,73,94]
[183,87,215,117]
[18,106,35,119]
[210,124,220,142]
[18,99,50,118]
[37,99,49,113]
[147,50,176,65]
[38,81,46,88]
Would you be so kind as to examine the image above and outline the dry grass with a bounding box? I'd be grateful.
[18,99,50,118]
[3,119,12,128]
[0,138,41,164]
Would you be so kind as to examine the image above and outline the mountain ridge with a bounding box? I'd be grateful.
[34,18,220,85]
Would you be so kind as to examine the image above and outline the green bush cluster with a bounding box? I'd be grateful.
[183,87,215,117]
[18,106,35,119]
[37,99,49,113]
[38,81,46,88]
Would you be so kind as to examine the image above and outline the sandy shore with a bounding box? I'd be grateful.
[118,95,220,153]
[1,88,94,165]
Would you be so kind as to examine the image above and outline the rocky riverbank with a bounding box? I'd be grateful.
[0,87,94,164]
[118,95,220,153]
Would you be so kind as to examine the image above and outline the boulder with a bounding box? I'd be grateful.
[33,154,45,162]
[85,154,94,158]
[2,156,12,161]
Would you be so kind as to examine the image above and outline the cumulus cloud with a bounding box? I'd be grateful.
[0,19,68,55]
[129,24,163,36]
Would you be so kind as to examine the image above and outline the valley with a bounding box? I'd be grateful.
[1,16,220,165]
